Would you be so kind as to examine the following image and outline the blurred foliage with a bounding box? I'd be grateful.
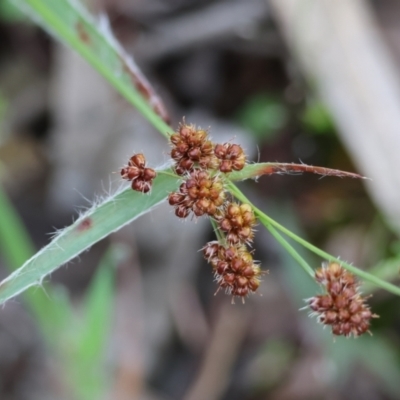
[0,185,116,399]
[237,93,289,142]
[0,92,7,145]
[302,98,335,135]
[0,0,24,22]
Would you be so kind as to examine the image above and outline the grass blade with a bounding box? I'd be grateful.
[0,171,179,305]
[9,0,173,136]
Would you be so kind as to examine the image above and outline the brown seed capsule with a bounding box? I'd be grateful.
[121,153,157,193]
[214,142,246,173]
[307,262,378,338]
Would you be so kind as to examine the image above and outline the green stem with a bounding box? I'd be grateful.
[227,181,400,297]
[210,218,225,244]
[265,224,315,279]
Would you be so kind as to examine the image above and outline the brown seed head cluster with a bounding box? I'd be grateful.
[308,262,378,337]
[203,242,262,298]
[121,153,157,193]
[169,122,246,175]
[167,121,263,300]
[168,169,225,218]
[170,124,216,175]
[218,203,256,244]
[214,143,246,173]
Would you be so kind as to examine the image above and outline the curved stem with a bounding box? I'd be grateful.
[265,224,315,279]
[227,181,400,297]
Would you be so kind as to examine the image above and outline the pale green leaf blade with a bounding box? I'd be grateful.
[0,171,179,304]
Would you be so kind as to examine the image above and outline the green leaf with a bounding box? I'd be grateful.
[10,0,173,137]
[66,247,118,400]
[78,248,116,363]
[0,171,179,305]
[0,185,74,338]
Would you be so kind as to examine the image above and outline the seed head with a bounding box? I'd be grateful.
[170,123,217,175]
[308,262,378,337]
[214,143,246,173]
[121,153,156,193]
[203,242,263,299]
[168,170,225,218]
[218,202,256,244]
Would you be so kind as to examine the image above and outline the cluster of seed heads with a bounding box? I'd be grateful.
[168,170,225,218]
[203,242,262,298]
[120,122,377,336]
[167,122,263,301]
[120,153,157,193]
[308,262,378,337]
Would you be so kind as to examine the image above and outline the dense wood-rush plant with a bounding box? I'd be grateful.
[5,0,400,338]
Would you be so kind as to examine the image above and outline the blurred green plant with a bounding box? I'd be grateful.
[302,98,335,135]
[0,185,117,399]
[0,93,8,144]
[237,93,289,142]
[0,0,24,22]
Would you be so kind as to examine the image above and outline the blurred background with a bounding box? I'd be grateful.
[1,0,400,399]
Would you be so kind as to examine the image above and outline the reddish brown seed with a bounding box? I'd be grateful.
[130,153,146,168]
[224,273,236,285]
[121,166,141,180]
[248,278,260,291]
[236,276,248,288]
[217,261,229,275]
[214,144,226,158]
[143,168,157,181]
[180,126,191,137]
[242,266,255,278]
[175,205,189,218]
[203,242,220,260]
[220,160,232,173]
[168,192,183,206]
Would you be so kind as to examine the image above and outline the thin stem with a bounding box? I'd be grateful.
[227,181,400,297]
[265,224,315,279]
[210,218,226,244]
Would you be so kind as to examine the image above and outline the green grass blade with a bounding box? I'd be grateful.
[9,0,173,137]
[0,171,179,304]
[67,247,118,400]
[0,186,75,336]
[0,187,35,267]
